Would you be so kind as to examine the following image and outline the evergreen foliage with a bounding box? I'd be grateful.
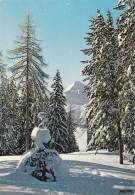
[82,10,118,150]
[67,106,79,152]
[116,0,135,152]
[82,10,106,147]
[9,15,49,151]
[47,70,69,153]
[0,53,9,154]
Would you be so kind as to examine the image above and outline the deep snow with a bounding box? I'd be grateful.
[0,150,135,195]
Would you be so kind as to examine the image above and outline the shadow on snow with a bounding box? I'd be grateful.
[0,158,134,195]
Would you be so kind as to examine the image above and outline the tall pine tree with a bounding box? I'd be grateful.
[82,10,122,161]
[0,52,9,154]
[116,0,135,153]
[82,10,107,147]
[9,15,49,151]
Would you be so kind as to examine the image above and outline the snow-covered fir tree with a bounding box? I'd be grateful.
[116,0,135,152]
[47,70,69,153]
[5,80,25,154]
[96,11,119,152]
[82,10,121,157]
[0,53,9,154]
[9,15,49,151]
[67,106,79,152]
[0,78,25,155]
[82,10,107,147]
[82,10,106,148]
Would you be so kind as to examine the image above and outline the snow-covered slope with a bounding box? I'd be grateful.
[65,81,88,151]
[0,151,135,195]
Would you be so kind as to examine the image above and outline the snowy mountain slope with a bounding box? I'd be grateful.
[64,81,89,105]
[0,151,135,195]
[65,81,88,151]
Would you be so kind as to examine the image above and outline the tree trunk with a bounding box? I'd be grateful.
[26,67,30,151]
[86,118,89,145]
[117,119,123,164]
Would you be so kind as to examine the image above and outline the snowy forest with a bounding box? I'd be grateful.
[82,1,135,165]
[0,0,135,194]
[0,16,78,155]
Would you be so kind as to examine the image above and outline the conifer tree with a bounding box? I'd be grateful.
[9,15,49,151]
[0,52,7,110]
[67,106,79,152]
[6,80,25,154]
[0,52,9,154]
[82,10,122,161]
[82,10,107,147]
[47,70,69,153]
[116,0,135,153]
[98,11,119,152]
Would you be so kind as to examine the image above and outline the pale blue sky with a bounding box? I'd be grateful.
[0,0,119,87]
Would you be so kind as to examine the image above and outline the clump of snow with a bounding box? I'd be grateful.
[31,127,51,148]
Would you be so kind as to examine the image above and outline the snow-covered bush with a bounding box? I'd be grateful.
[17,112,62,181]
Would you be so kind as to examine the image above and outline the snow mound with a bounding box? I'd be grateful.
[17,148,62,181]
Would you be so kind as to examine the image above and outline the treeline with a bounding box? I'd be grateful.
[0,16,78,155]
[82,0,135,164]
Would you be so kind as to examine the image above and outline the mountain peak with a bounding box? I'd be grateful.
[64,81,88,105]
[64,81,84,93]
[74,81,84,88]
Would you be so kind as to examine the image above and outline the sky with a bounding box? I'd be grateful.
[0,0,120,87]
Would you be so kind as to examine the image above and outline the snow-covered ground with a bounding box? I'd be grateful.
[0,150,135,195]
